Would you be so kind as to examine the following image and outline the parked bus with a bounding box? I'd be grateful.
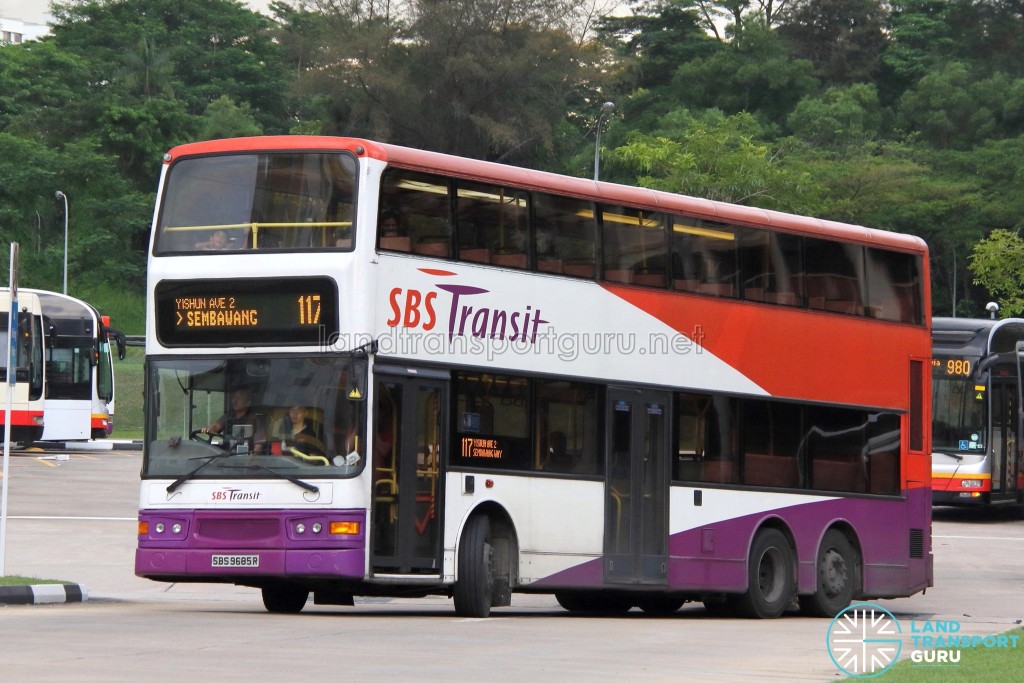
[0,288,45,443]
[931,317,1024,509]
[25,289,126,441]
[136,136,933,618]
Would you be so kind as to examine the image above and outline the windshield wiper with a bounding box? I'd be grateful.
[166,452,234,493]
[933,449,965,461]
[223,462,320,494]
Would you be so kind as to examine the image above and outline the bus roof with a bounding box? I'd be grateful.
[163,136,928,255]
[933,316,1024,356]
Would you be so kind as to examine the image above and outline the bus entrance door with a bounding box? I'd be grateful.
[370,370,447,576]
[604,388,670,585]
[991,375,1020,502]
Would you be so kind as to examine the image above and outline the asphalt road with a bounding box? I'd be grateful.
[0,446,1021,681]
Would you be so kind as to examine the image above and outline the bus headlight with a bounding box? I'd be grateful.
[960,480,983,488]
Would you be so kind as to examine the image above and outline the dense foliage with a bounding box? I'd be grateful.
[2,0,1024,320]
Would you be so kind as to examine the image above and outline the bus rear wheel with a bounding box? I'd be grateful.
[555,592,633,615]
[454,515,495,618]
[635,594,686,615]
[732,528,794,619]
[261,583,309,614]
[799,529,859,617]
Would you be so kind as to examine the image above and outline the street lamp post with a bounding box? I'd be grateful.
[55,191,68,295]
[593,101,616,181]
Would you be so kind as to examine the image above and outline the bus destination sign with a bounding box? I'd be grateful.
[155,277,338,347]
[932,357,973,378]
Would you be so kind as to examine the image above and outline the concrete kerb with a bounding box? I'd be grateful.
[24,439,142,452]
[0,584,88,606]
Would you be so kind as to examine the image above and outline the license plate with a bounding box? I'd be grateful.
[211,554,260,568]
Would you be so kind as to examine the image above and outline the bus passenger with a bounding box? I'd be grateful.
[334,226,353,248]
[380,210,402,237]
[276,405,324,453]
[195,229,228,250]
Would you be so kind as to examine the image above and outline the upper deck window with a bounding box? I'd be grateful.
[155,152,358,254]
[372,165,924,326]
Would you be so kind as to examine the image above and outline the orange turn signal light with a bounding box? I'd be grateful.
[329,521,360,535]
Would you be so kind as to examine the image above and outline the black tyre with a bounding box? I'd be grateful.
[702,597,734,617]
[454,515,495,618]
[555,591,632,615]
[799,529,859,617]
[261,583,309,614]
[635,594,686,615]
[732,528,794,619]
[555,592,593,613]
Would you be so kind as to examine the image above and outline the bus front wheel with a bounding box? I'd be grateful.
[261,583,309,614]
[799,529,859,617]
[454,515,495,618]
[732,528,794,619]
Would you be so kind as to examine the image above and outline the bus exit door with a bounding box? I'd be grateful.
[370,369,447,575]
[990,376,1020,502]
[604,388,670,584]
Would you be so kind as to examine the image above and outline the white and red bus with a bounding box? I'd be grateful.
[1,288,46,443]
[136,136,933,618]
[931,317,1024,509]
[26,289,125,442]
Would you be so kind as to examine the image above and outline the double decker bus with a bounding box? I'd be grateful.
[931,317,1024,509]
[1,288,46,443]
[136,136,933,618]
[26,289,126,441]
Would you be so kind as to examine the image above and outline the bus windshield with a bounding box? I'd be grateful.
[154,152,358,253]
[0,311,44,393]
[144,356,367,478]
[932,372,986,453]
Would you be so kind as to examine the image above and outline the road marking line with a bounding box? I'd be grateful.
[934,534,1024,542]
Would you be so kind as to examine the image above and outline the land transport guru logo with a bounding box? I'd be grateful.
[827,602,1020,678]
[827,603,902,678]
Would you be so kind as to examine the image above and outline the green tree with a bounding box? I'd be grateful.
[197,95,264,140]
[969,229,1024,316]
[291,0,607,162]
[671,22,818,128]
[51,0,291,132]
[607,108,815,209]
[776,0,888,87]
[0,39,98,145]
[786,84,885,149]
[116,36,175,99]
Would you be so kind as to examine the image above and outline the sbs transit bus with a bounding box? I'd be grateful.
[931,317,1024,509]
[136,136,933,618]
[0,288,45,443]
[27,289,126,441]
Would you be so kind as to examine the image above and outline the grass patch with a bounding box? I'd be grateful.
[75,283,146,335]
[880,627,1023,681]
[0,576,70,586]
[112,344,145,439]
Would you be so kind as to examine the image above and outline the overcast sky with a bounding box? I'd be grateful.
[1,1,277,23]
